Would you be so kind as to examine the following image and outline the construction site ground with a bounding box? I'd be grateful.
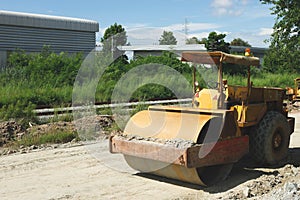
[1,111,300,200]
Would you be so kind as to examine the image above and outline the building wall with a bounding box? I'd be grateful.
[0,24,96,53]
[0,10,99,66]
[0,51,7,67]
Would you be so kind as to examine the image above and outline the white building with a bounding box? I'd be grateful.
[118,44,206,59]
[118,44,268,65]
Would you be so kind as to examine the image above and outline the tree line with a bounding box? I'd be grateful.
[105,0,299,73]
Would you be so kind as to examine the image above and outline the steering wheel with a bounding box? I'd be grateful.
[206,81,219,89]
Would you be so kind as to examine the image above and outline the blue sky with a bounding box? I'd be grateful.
[0,0,275,47]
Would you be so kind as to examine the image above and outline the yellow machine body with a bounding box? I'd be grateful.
[289,78,300,101]
[109,51,295,186]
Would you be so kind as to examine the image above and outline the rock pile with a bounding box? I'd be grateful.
[26,121,77,136]
[74,115,116,140]
[220,164,300,200]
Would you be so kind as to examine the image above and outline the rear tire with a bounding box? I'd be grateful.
[250,111,290,165]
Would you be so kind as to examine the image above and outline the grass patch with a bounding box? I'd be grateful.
[225,72,300,88]
[14,130,79,148]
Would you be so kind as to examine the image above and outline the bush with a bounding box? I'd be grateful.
[0,47,83,107]
[96,52,192,102]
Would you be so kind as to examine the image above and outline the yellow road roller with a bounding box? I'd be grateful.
[109,51,295,186]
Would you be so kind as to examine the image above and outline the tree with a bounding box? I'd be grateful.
[159,31,177,45]
[199,38,208,45]
[204,32,230,53]
[202,32,249,75]
[101,23,128,58]
[186,37,207,45]
[230,38,251,47]
[186,37,200,44]
[260,0,300,73]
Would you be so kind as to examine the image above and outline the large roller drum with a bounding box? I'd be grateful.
[110,106,246,186]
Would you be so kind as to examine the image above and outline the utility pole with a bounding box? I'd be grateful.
[111,35,114,59]
[184,18,189,41]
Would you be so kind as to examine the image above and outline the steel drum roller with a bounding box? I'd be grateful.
[122,107,233,186]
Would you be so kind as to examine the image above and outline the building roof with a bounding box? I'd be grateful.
[230,46,268,54]
[118,44,206,52]
[0,10,99,32]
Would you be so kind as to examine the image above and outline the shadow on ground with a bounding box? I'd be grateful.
[135,147,300,193]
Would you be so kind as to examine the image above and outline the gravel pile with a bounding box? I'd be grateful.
[74,115,116,140]
[115,134,195,149]
[27,121,76,136]
[261,181,300,200]
[219,164,300,200]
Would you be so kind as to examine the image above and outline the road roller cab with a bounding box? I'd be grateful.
[109,51,295,186]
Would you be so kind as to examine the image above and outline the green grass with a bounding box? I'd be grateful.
[0,84,73,107]
[225,72,300,88]
[15,130,79,147]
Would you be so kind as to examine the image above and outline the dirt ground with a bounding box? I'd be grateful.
[1,112,300,200]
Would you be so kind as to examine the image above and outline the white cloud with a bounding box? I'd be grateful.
[241,0,249,5]
[211,0,248,16]
[123,23,220,45]
[98,27,106,37]
[226,31,270,47]
[96,32,101,45]
[211,0,233,8]
[98,23,150,38]
[98,23,271,48]
[258,28,273,36]
[126,27,185,45]
[228,10,243,16]
[188,32,209,40]
[97,23,271,48]
[215,8,228,16]
[165,22,220,32]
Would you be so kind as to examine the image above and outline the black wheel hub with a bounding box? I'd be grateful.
[273,130,283,150]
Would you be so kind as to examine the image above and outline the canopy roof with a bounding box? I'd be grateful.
[181,51,260,67]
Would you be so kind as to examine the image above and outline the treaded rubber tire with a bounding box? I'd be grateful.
[249,111,290,165]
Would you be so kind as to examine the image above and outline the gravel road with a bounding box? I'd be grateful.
[1,112,300,200]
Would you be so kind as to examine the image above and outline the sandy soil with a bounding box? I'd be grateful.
[1,112,300,200]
